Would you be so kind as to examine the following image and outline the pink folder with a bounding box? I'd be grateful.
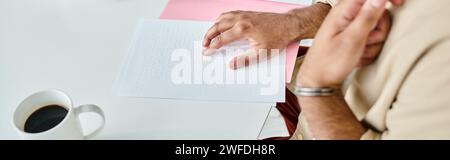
[160,0,304,83]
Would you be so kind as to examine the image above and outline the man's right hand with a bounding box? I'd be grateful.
[202,0,403,69]
[202,3,332,69]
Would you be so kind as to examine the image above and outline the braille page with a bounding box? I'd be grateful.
[160,0,305,83]
[113,19,285,102]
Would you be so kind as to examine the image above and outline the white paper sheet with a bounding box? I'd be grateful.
[113,19,285,102]
[257,106,290,140]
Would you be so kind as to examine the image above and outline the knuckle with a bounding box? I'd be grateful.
[218,11,237,21]
[220,11,234,17]
[219,12,229,17]
[224,10,241,17]
[209,24,219,33]
[211,37,223,47]
[235,22,250,33]
[237,15,252,22]
[212,22,220,28]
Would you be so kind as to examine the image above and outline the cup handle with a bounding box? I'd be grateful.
[74,104,105,140]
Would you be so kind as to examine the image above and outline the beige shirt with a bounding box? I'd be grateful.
[291,0,450,140]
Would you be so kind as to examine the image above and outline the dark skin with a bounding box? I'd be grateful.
[203,1,398,69]
[203,0,405,139]
[296,0,404,140]
[203,3,332,68]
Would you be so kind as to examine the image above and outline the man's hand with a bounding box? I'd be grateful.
[202,3,331,69]
[202,0,401,70]
[298,0,391,88]
[294,0,404,140]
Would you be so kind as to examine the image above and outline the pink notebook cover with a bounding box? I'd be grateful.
[160,0,304,83]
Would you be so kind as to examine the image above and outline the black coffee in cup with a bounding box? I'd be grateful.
[24,105,68,133]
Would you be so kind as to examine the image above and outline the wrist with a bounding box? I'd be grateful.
[286,3,331,41]
[295,76,343,98]
[296,71,342,90]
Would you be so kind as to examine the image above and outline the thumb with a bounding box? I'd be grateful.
[318,0,367,37]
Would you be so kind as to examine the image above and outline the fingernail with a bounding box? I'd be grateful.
[202,49,210,56]
[203,49,215,56]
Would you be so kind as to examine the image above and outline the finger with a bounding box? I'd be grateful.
[367,29,386,45]
[203,28,245,56]
[203,20,234,47]
[228,47,279,70]
[229,49,260,70]
[358,57,376,66]
[367,12,390,45]
[359,43,383,66]
[345,0,388,41]
[362,43,383,58]
[209,28,245,49]
[318,0,367,37]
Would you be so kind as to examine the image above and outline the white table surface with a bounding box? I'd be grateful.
[0,0,312,140]
[0,0,282,140]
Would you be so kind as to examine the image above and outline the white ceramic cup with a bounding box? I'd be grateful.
[12,90,105,140]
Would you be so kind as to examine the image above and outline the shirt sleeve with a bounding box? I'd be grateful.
[360,39,450,140]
